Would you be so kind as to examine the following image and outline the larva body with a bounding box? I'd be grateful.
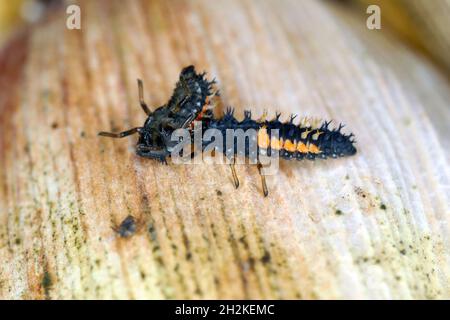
[198,109,356,161]
[98,65,357,195]
[99,65,216,163]
[166,65,216,129]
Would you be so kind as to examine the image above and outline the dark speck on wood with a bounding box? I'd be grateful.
[114,215,137,238]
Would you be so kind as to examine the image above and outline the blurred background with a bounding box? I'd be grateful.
[0,0,57,43]
[2,0,450,76]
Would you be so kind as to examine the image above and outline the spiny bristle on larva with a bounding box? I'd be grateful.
[298,116,323,129]
[259,112,324,129]
[250,111,324,128]
[257,110,268,122]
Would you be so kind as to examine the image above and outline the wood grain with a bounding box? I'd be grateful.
[0,0,449,299]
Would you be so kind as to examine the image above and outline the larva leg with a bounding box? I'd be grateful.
[257,162,269,197]
[230,158,240,189]
[136,144,169,164]
[137,79,151,115]
[98,127,141,138]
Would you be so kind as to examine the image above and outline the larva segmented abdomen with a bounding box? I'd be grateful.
[199,109,357,161]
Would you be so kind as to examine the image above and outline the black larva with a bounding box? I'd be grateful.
[98,65,216,163]
[98,66,357,196]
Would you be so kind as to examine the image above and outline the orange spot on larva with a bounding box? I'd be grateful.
[284,139,297,152]
[308,143,321,154]
[270,137,284,150]
[297,142,308,153]
[258,127,270,148]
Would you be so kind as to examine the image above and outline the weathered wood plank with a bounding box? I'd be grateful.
[0,0,449,299]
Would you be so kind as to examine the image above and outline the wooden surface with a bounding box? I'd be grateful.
[0,0,449,299]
